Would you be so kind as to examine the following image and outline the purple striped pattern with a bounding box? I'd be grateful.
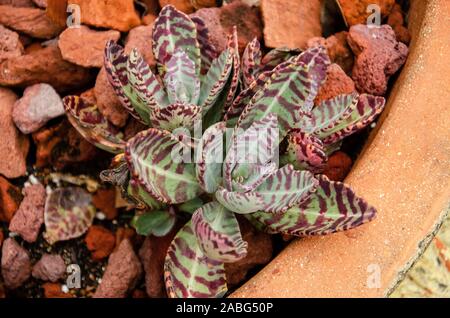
[249,175,377,236]
[192,202,248,262]
[149,102,202,131]
[285,129,327,173]
[164,221,227,298]
[191,16,219,74]
[241,37,262,89]
[125,128,203,204]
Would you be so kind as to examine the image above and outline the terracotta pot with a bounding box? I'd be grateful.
[232,0,450,297]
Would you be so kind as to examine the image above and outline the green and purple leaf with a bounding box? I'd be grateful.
[249,175,377,236]
[127,48,169,110]
[44,187,96,245]
[125,128,203,204]
[191,16,219,74]
[218,165,318,214]
[104,41,151,124]
[237,47,330,142]
[149,103,202,131]
[163,50,201,104]
[152,5,201,76]
[165,221,227,298]
[223,27,240,113]
[311,94,386,145]
[192,202,248,262]
[132,208,176,237]
[196,122,226,193]
[224,113,279,192]
[259,47,301,74]
[241,37,262,89]
[63,96,125,154]
[198,49,233,114]
[283,129,328,172]
[127,178,165,210]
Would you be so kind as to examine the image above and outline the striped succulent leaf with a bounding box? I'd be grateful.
[127,178,165,211]
[259,47,301,74]
[62,96,125,154]
[249,175,377,236]
[242,37,262,89]
[217,165,318,214]
[191,16,219,74]
[198,49,233,114]
[152,5,201,76]
[192,202,248,262]
[236,47,330,142]
[149,103,202,131]
[223,27,240,113]
[165,221,227,298]
[125,128,203,204]
[104,41,151,124]
[224,113,279,192]
[44,187,96,245]
[196,122,226,193]
[215,187,264,214]
[126,48,169,110]
[132,208,176,237]
[311,94,386,145]
[282,129,328,172]
[164,50,201,104]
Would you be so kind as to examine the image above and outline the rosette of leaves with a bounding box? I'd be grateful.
[61,5,240,234]
[125,45,385,298]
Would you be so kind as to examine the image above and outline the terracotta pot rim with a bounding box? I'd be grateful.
[232,0,450,298]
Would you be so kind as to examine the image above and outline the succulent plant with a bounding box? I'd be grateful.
[63,5,386,298]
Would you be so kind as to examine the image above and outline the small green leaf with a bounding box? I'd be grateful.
[132,209,176,237]
[177,197,204,214]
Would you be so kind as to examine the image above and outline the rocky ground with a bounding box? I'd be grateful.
[0,0,410,298]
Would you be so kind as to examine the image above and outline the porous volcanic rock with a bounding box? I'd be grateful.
[9,183,46,243]
[0,5,62,39]
[0,25,24,63]
[68,0,141,32]
[0,88,29,178]
[1,238,31,289]
[32,254,66,282]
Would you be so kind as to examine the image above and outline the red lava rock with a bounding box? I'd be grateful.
[315,63,356,106]
[58,26,120,68]
[32,254,66,282]
[9,184,46,243]
[260,0,321,50]
[94,239,142,298]
[0,5,62,39]
[24,42,43,54]
[68,0,141,32]
[92,188,118,220]
[0,0,34,6]
[85,225,116,261]
[192,0,263,54]
[225,217,273,287]
[42,282,73,298]
[0,176,23,222]
[337,0,395,26]
[322,151,353,182]
[159,0,194,13]
[139,228,178,298]
[13,83,64,134]
[0,229,4,248]
[32,119,98,169]
[95,67,128,128]
[191,0,217,10]
[347,24,408,95]
[139,0,159,15]
[32,0,47,7]
[0,88,29,179]
[1,238,31,289]
[387,3,410,44]
[0,25,24,63]
[142,14,157,26]
[125,25,156,68]
[307,31,354,75]
[0,45,93,94]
